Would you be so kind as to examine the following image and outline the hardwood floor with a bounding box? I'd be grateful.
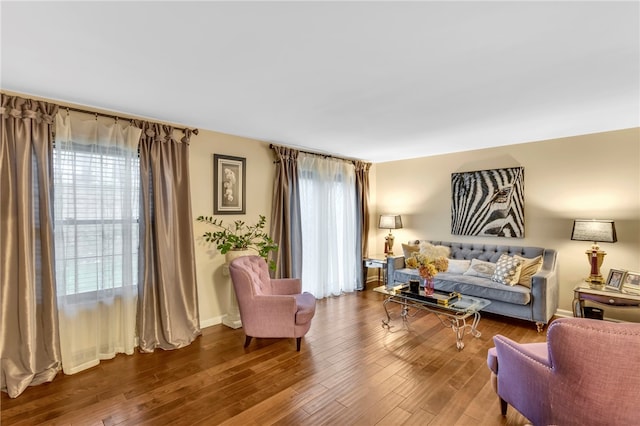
[1,287,548,425]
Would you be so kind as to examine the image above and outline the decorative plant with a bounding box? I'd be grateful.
[196,214,278,270]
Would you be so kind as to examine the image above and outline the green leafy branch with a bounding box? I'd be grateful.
[196,214,278,270]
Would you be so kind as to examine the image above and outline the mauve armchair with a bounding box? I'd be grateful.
[228,255,316,351]
[487,317,640,426]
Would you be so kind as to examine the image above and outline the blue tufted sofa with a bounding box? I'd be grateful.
[385,240,558,331]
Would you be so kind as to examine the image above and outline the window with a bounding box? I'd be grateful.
[53,129,140,296]
[298,154,359,298]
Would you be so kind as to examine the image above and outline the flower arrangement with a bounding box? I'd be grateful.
[405,253,449,280]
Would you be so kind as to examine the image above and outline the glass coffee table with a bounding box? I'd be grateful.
[374,284,491,350]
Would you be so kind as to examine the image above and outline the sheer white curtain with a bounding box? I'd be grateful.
[298,154,358,298]
[53,113,141,374]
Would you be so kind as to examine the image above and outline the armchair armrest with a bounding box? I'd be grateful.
[247,295,299,331]
[385,255,406,286]
[493,335,550,369]
[492,335,553,424]
[271,278,302,295]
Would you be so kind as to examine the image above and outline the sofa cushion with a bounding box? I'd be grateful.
[463,258,496,279]
[419,241,451,259]
[491,254,524,286]
[447,259,471,274]
[393,269,531,305]
[401,243,420,263]
[515,255,543,288]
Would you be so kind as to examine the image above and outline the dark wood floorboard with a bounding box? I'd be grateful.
[1,286,548,425]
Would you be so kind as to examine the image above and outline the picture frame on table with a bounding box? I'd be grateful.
[622,271,640,295]
[605,268,627,291]
[213,154,246,215]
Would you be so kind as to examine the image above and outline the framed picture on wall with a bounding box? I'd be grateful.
[622,271,640,295]
[605,268,627,291]
[214,154,246,214]
[450,166,525,238]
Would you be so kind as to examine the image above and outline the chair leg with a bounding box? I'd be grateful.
[500,398,508,416]
[296,337,302,352]
[244,335,252,348]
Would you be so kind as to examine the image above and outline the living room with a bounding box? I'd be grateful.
[2,1,639,424]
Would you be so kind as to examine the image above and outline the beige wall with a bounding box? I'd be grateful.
[7,90,639,322]
[189,131,274,327]
[374,128,640,319]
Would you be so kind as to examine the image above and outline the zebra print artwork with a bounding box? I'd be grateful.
[451,167,524,238]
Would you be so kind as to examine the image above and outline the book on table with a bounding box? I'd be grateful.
[399,288,461,306]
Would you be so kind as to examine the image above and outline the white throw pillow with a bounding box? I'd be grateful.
[514,255,543,288]
[419,242,451,259]
[463,258,496,279]
[491,254,524,286]
[447,259,471,275]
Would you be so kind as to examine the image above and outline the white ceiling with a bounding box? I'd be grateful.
[2,1,639,163]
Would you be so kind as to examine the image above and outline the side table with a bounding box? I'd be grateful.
[363,254,388,289]
[573,284,640,319]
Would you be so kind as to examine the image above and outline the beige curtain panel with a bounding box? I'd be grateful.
[270,145,302,279]
[136,121,201,352]
[1,94,62,398]
[355,160,371,261]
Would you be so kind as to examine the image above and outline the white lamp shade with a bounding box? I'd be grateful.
[379,215,403,230]
[571,220,617,243]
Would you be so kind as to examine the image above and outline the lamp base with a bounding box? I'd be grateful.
[385,232,395,255]
[585,277,605,290]
[585,247,606,290]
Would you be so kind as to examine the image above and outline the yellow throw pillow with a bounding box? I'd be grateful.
[514,255,543,288]
[491,254,524,286]
[401,243,420,266]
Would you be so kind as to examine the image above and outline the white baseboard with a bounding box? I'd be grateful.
[555,309,573,318]
[554,308,622,322]
[200,315,224,329]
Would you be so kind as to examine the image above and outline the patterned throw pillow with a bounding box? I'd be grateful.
[514,255,543,288]
[463,258,497,279]
[491,254,524,286]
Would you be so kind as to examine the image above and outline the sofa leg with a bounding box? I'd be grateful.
[296,337,302,352]
[500,398,508,416]
[536,322,545,333]
[244,335,252,348]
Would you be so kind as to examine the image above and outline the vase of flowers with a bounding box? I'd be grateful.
[405,253,449,295]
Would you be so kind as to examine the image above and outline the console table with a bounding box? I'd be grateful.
[573,284,640,319]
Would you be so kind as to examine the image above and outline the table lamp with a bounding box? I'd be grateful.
[571,219,617,288]
[379,214,403,255]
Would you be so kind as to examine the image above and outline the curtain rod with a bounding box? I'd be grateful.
[269,143,362,164]
[63,105,199,135]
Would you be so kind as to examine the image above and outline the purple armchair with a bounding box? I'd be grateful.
[487,317,640,425]
[228,255,316,351]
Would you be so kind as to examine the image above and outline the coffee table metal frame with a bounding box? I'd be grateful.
[374,285,491,350]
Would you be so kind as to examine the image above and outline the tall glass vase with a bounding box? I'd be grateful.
[423,276,435,295]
